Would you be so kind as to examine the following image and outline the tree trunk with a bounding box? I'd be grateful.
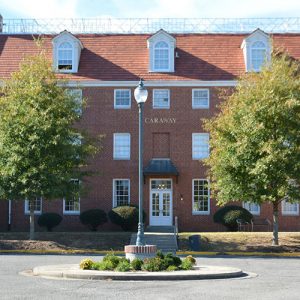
[29,199,35,240]
[272,201,279,246]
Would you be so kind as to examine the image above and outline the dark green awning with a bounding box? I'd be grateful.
[143,159,179,176]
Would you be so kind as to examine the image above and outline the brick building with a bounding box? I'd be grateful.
[0,18,299,232]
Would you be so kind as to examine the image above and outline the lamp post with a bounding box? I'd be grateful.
[134,79,148,246]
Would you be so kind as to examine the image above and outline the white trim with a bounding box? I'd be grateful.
[243,202,260,216]
[114,89,131,109]
[63,197,80,215]
[281,200,299,216]
[113,133,131,160]
[192,179,210,215]
[192,88,210,109]
[112,178,130,207]
[149,178,173,226]
[58,80,237,88]
[192,133,210,160]
[24,198,42,215]
[152,89,170,109]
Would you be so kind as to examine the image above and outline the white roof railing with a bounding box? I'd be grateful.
[1,17,300,34]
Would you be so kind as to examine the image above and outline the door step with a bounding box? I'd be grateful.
[146,226,175,233]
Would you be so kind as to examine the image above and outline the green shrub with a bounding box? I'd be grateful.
[94,260,115,271]
[162,253,182,269]
[142,257,164,272]
[79,258,94,270]
[79,209,108,231]
[167,265,178,271]
[185,255,196,265]
[103,253,121,268]
[37,212,62,232]
[213,205,253,231]
[90,261,102,270]
[180,259,193,270]
[131,258,143,271]
[108,205,146,231]
[156,250,164,259]
[115,260,131,272]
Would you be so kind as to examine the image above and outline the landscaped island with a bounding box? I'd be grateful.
[80,251,196,272]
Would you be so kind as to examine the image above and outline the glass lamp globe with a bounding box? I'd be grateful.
[134,79,148,104]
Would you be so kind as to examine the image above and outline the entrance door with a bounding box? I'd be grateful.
[150,179,172,226]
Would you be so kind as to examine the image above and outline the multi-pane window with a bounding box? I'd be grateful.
[113,179,130,207]
[192,133,209,159]
[114,89,131,109]
[193,179,210,214]
[24,198,42,214]
[281,200,299,216]
[58,42,73,71]
[154,41,169,71]
[66,89,83,115]
[243,202,260,215]
[63,179,80,214]
[113,133,130,160]
[153,89,170,109]
[251,41,266,71]
[192,89,209,109]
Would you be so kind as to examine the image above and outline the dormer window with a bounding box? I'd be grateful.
[58,42,73,70]
[52,30,83,73]
[154,41,170,71]
[251,41,267,71]
[241,28,270,73]
[148,29,176,73]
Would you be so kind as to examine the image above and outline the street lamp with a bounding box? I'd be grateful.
[134,78,148,246]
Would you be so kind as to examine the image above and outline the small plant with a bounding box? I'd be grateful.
[79,258,94,270]
[115,260,131,272]
[180,259,193,270]
[185,255,196,265]
[103,253,121,268]
[95,260,115,271]
[156,250,164,259]
[79,209,108,231]
[163,253,182,268]
[142,257,164,272]
[37,212,62,232]
[131,258,143,271]
[167,265,178,271]
[213,205,253,231]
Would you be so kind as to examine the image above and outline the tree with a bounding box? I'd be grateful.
[204,52,300,245]
[0,46,101,239]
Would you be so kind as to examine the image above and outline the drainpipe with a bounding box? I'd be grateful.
[0,15,3,33]
[7,200,11,231]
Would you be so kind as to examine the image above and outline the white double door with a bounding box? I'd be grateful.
[150,187,172,226]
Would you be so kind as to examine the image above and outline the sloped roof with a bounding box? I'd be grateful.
[0,33,300,81]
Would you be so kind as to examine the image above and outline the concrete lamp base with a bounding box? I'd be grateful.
[124,245,157,261]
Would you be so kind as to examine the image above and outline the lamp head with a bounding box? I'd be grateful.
[134,78,148,104]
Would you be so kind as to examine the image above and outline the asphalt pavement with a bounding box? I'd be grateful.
[0,254,299,300]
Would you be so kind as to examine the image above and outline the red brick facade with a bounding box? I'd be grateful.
[0,30,299,232]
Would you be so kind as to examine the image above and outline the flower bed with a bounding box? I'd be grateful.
[79,251,196,272]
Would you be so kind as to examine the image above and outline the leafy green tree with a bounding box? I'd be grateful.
[204,52,300,245]
[0,48,101,239]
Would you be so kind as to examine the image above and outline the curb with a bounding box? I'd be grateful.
[1,250,300,258]
[32,264,245,281]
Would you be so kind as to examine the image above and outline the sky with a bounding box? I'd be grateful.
[0,0,300,19]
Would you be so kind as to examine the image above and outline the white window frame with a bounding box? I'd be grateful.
[192,133,209,160]
[24,198,42,215]
[113,179,130,207]
[152,89,170,109]
[192,89,210,109]
[250,41,267,72]
[57,41,74,73]
[192,179,210,215]
[113,133,131,160]
[114,89,131,109]
[281,200,299,216]
[63,179,80,215]
[243,202,260,216]
[153,41,170,72]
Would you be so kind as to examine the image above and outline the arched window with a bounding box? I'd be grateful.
[251,41,266,71]
[154,41,169,71]
[58,42,73,70]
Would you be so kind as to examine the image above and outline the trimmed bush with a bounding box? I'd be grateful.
[79,209,108,231]
[142,257,164,272]
[103,253,121,268]
[185,255,196,265]
[213,205,253,231]
[37,212,62,232]
[131,258,143,271]
[108,205,146,231]
[180,259,193,270]
[115,260,131,272]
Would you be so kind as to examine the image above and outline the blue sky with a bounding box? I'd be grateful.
[0,0,300,19]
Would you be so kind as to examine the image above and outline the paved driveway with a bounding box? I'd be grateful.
[0,254,299,300]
